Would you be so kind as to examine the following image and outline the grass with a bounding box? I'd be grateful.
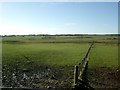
[2,35,119,88]
[2,35,118,43]
[2,42,90,88]
[2,35,119,72]
[89,44,118,69]
[0,42,2,65]
[88,44,119,88]
[2,43,90,67]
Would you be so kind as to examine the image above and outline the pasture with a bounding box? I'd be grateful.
[88,44,119,88]
[2,35,119,89]
[89,44,118,68]
[2,43,89,66]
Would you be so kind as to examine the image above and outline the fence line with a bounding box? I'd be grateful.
[74,42,94,87]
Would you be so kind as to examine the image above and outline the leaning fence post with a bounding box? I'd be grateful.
[74,65,78,86]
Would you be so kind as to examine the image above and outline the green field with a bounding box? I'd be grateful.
[2,35,119,89]
[2,35,119,43]
[89,44,118,68]
[3,43,89,66]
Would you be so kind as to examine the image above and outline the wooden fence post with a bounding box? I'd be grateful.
[74,65,78,86]
[73,43,94,88]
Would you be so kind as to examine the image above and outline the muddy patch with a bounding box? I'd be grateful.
[87,67,120,89]
[2,64,74,89]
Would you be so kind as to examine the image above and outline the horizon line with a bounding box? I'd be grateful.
[0,33,119,36]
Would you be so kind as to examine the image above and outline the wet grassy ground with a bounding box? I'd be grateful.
[2,64,74,89]
[87,67,120,89]
[88,43,119,89]
[2,35,119,89]
[2,43,89,89]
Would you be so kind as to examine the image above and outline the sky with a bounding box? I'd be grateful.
[0,2,118,35]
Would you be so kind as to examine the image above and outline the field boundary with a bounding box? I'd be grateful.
[74,42,94,89]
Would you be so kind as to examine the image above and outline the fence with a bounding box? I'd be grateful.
[74,43,94,88]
